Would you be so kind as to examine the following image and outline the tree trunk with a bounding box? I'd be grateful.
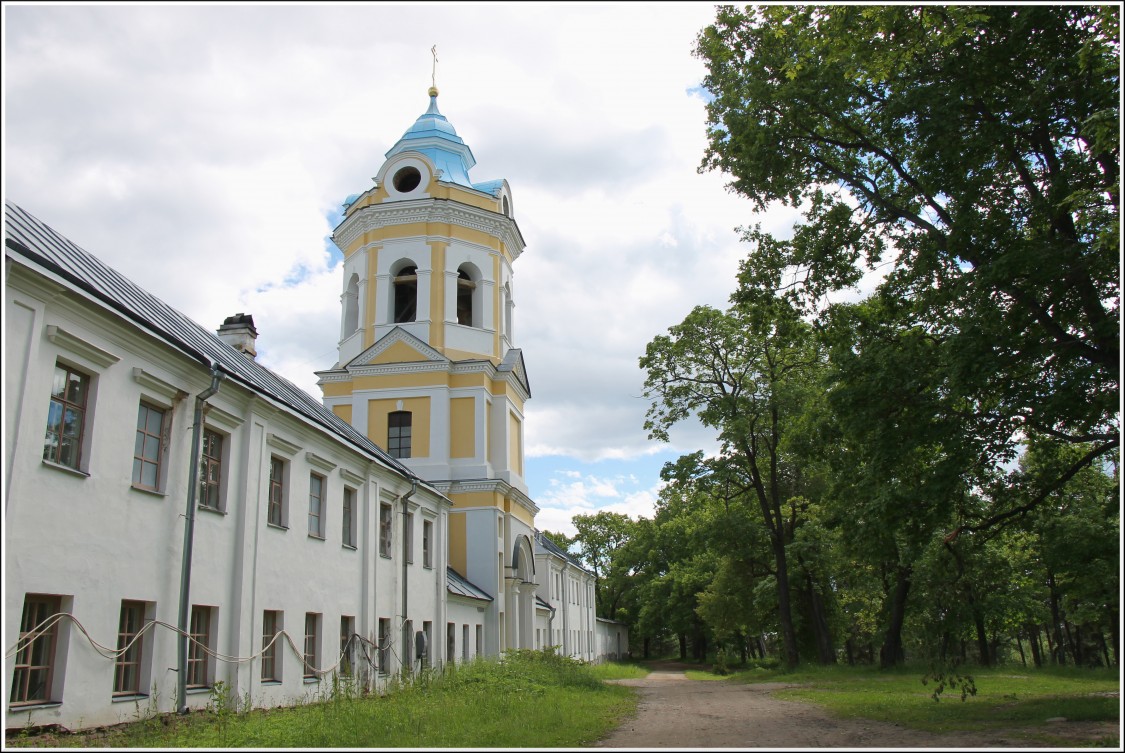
[1108,605,1120,667]
[803,569,836,665]
[679,633,687,660]
[879,565,911,668]
[1027,624,1043,668]
[1048,573,1067,665]
[1015,633,1026,667]
[643,637,650,659]
[845,637,855,666]
[972,594,990,661]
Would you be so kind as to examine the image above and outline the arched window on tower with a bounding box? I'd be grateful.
[393,265,418,323]
[342,274,359,338]
[388,411,412,459]
[456,267,477,327]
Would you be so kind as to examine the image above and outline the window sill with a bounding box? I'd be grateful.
[267,522,289,532]
[303,676,319,685]
[41,460,89,478]
[185,686,212,695]
[380,553,392,559]
[308,533,325,541]
[8,700,62,711]
[198,504,226,516]
[112,693,149,704]
[130,484,167,498]
[260,680,282,686]
[342,543,357,551]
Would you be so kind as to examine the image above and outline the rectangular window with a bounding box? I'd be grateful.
[475,625,483,658]
[304,613,320,679]
[422,519,433,568]
[114,601,146,696]
[405,512,414,564]
[261,610,280,682]
[462,624,469,660]
[402,620,414,670]
[308,472,325,538]
[199,429,224,510]
[10,595,62,705]
[342,487,356,547]
[388,411,411,459]
[43,363,89,470]
[422,621,432,668]
[340,615,354,676]
[447,622,455,666]
[379,503,392,557]
[187,606,212,688]
[132,402,166,490]
[378,618,391,674]
[268,457,286,527]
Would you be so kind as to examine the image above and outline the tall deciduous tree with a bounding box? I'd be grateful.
[640,296,822,668]
[696,5,1120,541]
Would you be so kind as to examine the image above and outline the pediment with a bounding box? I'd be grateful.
[347,327,449,368]
[498,348,531,397]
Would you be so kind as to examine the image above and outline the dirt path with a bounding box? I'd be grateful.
[594,662,1118,749]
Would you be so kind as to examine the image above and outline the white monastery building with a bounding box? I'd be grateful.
[3,89,628,732]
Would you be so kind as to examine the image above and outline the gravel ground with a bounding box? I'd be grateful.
[594,662,1120,749]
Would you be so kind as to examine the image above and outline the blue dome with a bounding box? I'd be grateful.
[385,94,477,188]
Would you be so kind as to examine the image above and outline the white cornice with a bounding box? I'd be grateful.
[430,478,540,516]
[334,198,525,261]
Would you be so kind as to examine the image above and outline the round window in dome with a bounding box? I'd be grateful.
[392,166,422,193]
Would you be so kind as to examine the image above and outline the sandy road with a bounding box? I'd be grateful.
[593,663,1117,749]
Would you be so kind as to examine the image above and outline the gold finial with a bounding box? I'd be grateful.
[429,45,439,97]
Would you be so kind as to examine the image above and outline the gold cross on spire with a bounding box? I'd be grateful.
[429,45,439,96]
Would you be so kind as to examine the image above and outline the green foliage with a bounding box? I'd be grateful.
[922,663,978,702]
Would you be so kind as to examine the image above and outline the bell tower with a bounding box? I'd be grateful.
[318,86,540,652]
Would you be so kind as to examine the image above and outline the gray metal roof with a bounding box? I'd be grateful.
[446,567,493,602]
[534,530,592,575]
[4,200,428,487]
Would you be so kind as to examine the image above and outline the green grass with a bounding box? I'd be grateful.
[7,651,638,748]
[694,662,1119,740]
[587,660,651,681]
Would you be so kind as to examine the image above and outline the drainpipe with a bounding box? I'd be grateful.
[177,366,224,714]
[546,600,557,652]
[400,478,418,673]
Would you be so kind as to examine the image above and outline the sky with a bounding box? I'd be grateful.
[3,2,804,536]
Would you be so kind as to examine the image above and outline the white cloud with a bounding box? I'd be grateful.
[4,3,781,497]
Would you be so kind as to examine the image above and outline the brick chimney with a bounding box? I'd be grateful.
[217,313,258,359]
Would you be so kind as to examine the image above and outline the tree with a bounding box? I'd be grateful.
[640,295,823,668]
[571,511,636,620]
[696,5,1120,541]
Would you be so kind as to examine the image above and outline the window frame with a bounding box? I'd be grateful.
[379,502,393,558]
[308,472,326,539]
[405,511,415,564]
[261,610,281,683]
[187,605,214,689]
[378,618,391,675]
[268,456,288,528]
[303,613,320,681]
[199,428,225,512]
[42,362,91,472]
[132,400,169,492]
[10,594,63,705]
[422,518,434,569]
[341,486,357,548]
[340,615,355,677]
[113,600,148,697]
[387,410,412,459]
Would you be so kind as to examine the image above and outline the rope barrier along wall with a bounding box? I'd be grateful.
[6,612,412,684]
